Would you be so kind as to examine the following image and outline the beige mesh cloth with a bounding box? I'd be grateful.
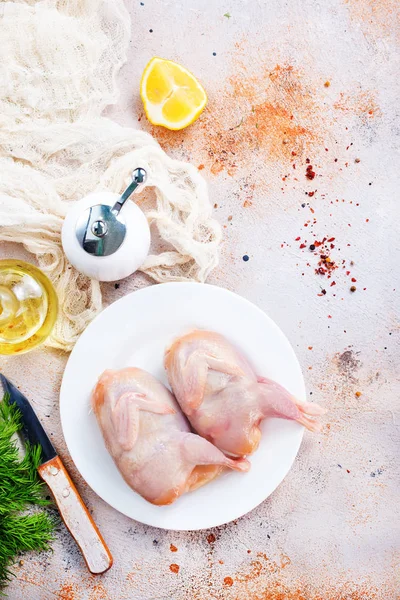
[0,0,221,351]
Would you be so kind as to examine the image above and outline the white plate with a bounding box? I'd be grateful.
[60,283,305,531]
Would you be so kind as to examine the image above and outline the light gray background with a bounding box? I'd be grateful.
[2,0,399,598]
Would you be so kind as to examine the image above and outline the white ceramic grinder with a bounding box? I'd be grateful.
[62,168,150,282]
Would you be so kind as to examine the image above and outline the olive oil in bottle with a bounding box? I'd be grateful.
[0,260,58,355]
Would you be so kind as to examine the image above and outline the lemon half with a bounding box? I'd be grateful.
[140,57,207,131]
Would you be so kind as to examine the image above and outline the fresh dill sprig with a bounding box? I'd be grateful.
[0,394,55,594]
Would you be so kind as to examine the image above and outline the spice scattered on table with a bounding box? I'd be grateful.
[316,253,338,277]
[306,164,316,180]
[169,563,180,573]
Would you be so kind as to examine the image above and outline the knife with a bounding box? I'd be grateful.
[0,374,113,575]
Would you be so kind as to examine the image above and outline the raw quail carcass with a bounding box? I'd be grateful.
[92,367,250,505]
[165,331,326,457]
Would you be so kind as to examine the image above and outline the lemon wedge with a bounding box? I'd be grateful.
[140,57,207,130]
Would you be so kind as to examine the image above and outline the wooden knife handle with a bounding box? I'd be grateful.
[38,456,113,574]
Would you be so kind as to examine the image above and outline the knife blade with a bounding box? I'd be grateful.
[0,374,113,575]
[0,374,57,464]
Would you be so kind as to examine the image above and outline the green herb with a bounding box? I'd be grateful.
[224,12,231,18]
[255,123,259,128]
[229,117,243,130]
[0,394,54,594]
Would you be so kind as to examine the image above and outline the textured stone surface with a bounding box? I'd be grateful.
[1,0,399,598]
